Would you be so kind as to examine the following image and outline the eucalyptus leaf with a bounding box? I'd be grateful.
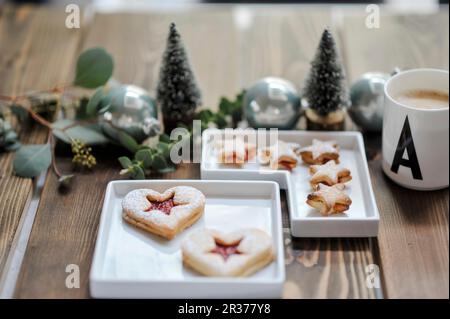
[52,119,109,145]
[157,142,171,159]
[10,104,29,123]
[118,130,139,153]
[131,165,145,180]
[135,149,153,168]
[151,154,168,170]
[4,130,18,143]
[100,122,119,142]
[159,134,171,144]
[118,156,132,169]
[5,141,21,151]
[13,144,51,178]
[86,87,105,116]
[74,47,114,89]
[75,97,90,120]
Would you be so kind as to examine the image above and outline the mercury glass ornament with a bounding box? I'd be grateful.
[100,84,160,142]
[244,77,302,130]
[348,72,390,133]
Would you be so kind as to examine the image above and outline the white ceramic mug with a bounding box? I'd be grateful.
[382,68,449,191]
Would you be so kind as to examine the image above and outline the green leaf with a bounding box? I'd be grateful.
[74,47,114,89]
[218,97,233,114]
[5,141,21,151]
[13,144,51,178]
[118,156,132,169]
[4,130,18,143]
[151,154,168,170]
[118,130,139,153]
[198,109,214,122]
[131,165,145,180]
[100,122,119,142]
[86,87,105,116]
[10,104,29,123]
[135,149,153,168]
[75,97,90,120]
[52,119,109,145]
[215,113,228,128]
[159,133,172,144]
[157,142,171,159]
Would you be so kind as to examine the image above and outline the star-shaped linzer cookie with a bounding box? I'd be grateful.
[306,183,352,216]
[258,140,300,171]
[309,160,352,188]
[216,137,256,166]
[297,139,340,165]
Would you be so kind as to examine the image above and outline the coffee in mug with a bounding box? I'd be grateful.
[394,89,449,110]
[383,68,449,190]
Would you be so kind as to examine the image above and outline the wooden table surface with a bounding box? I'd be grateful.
[0,4,448,299]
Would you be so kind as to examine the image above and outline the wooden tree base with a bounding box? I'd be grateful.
[305,108,346,131]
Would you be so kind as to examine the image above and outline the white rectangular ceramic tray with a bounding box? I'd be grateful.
[90,180,285,298]
[201,129,380,238]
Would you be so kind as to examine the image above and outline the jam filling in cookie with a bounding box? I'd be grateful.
[182,228,274,276]
[210,239,242,261]
[145,197,175,215]
[122,186,205,240]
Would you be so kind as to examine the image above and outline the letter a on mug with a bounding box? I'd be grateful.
[390,116,423,180]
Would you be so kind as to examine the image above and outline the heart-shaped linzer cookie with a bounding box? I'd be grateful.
[122,186,205,240]
[182,228,275,277]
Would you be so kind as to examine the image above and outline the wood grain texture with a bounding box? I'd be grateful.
[342,11,449,298]
[15,150,198,298]
[80,9,239,110]
[10,7,450,299]
[280,193,380,299]
[242,8,379,299]
[0,5,81,281]
[341,10,449,82]
[172,8,240,109]
[14,10,239,298]
[14,152,120,298]
[239,8,333,89]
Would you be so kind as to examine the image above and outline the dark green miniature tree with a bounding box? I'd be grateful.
[303,29,348,117]
[157,23,201,133]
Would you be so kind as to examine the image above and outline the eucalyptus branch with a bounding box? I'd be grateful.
[0,84,72,103]
[49,134,62,178]
[26,105,53,129]
[3,47,115,186]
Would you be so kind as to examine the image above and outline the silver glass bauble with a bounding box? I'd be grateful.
[99,84,160,142]
[244,77,302,130]
[348,72,390,132]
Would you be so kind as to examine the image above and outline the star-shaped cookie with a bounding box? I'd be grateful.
[309,160,352,188]
[297,139,340,165]
[216,137,256,166]
[258,140,300,170]
[306,183,352,216]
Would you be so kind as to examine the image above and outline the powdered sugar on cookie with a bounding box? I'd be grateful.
[309,160,352,188]
[122,186,205,239]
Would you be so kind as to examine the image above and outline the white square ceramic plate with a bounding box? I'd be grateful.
[90,180,285,298]
[201,129,380,238]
